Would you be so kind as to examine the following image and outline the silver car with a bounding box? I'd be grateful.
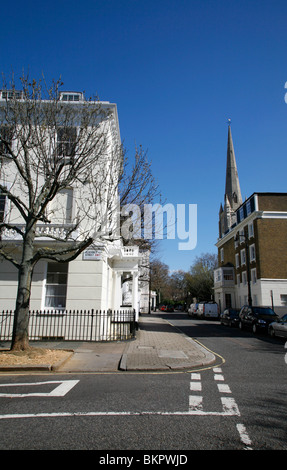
[268,314,287,338]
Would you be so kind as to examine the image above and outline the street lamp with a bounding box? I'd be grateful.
[235,231,252,306]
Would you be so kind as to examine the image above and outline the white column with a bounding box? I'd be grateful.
[132,271,139,321]
[114,271,123,310]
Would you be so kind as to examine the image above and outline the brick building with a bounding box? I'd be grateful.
[214,125,287,315]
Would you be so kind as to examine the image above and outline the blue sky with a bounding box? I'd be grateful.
[1,0,287,272]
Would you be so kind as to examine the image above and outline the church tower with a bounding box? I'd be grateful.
[219,122,242,237]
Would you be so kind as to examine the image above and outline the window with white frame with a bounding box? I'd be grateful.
[235,253,240,268]
[251,268,257,284]
[220,248,224,262]
[237,273,241,285]
[0,125,13,155]
[242,271,247,286]
[0,182,10,223]
[214,269,222,283]
[234,235,239,249]
[249,244,256,262]
[240,248,246,265]
[280,294,287,306]
[0,193,6,222]
[60,92,83,102]
[248,222,254,238]
[45,263,68,309]
[57,127,77,159]
[1,90,23,100]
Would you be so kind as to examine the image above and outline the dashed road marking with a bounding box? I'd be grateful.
[0,371,253,449]
[190,381,202,391]
[188,366,252,448]
[236,423,253,450]
[217,383,232,393]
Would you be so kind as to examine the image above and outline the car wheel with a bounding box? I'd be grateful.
[269,327,275,338]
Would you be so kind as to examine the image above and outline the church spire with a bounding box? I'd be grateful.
[225,121,242,210]
[219,121,243,237]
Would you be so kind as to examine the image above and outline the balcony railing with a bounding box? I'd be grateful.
[1,224,78,241]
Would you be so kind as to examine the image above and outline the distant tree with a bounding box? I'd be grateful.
[150,258,171,304]
[187,253,218,302]
[169,270,187,304]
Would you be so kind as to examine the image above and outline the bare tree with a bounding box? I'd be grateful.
[119,144,164,251]
[0,74,128,350]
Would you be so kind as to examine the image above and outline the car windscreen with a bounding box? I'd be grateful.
[253,308,277,316]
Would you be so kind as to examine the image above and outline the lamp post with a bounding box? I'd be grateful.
[236,231,252,306]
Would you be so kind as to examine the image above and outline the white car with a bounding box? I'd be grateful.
[268,314,287,338]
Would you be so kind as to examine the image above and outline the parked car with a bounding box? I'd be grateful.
[239,306,279,334]
[188,303,198,317]
[197,302,219,319]
[268,314,287,338]
[160,305,167,311]
[220,308,240,327]
[166,305,174,312]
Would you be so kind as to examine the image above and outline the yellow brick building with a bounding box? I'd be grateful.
[214,126,287,315]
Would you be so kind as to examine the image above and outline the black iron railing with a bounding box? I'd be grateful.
[0,309,136,342]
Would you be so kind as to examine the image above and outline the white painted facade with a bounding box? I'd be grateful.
[0,90,150,323]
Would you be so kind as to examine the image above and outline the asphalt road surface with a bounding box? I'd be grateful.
[0,312,286,452]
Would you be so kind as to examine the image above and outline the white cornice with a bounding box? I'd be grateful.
[216,210,287,248]
[216,211,260,247]
[259,211,287,219]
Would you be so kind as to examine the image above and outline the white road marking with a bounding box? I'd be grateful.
[0,380,79,398]
[214,374,224,381]
[190,382,202,391]
[0,373,253,449]
[0,409,241,420]
[221,397,240,416]
[236,423,253,450]
[217,383,232,393]
[190,373,201,380]
[189,395,203,411]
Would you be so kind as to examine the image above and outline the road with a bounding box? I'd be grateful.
[0,312,286,452]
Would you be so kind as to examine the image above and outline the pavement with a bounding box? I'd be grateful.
[0,313,217,373]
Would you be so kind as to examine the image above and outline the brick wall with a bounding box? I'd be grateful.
[258,194,287,212]
[255,218,287,279]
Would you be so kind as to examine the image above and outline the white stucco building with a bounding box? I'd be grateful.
[0,89,150,334]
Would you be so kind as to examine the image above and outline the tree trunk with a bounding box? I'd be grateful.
[11,227,36,351]
[11,262,34,351]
